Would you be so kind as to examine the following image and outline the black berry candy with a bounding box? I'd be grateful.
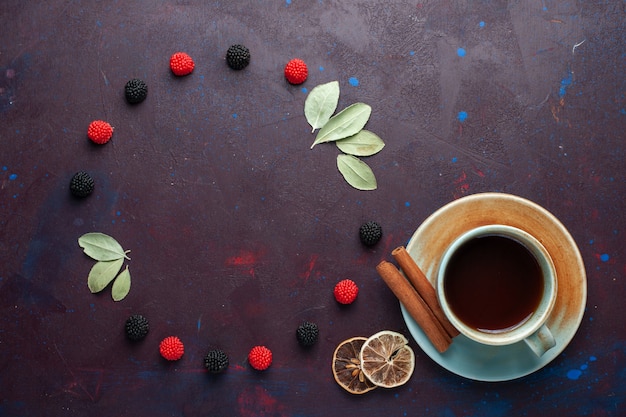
[124,78,148,104]
[204,349,229,373]
[125,314,149,341]
[69,171,95,198]
[296,321,319,347]
[359,221,383,246]
[226,44,251,70]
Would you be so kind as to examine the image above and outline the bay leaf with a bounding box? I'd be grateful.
[311,103,372,148]
[78,232,130,261]
[111,266,131,301]
[304,81,340,133]
[336,154,377,190]
[336,130,385,156]
[87,259,124,293]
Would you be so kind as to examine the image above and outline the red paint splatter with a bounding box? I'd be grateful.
[226,250,260,266]
[238,386,288,417]
[226,250,264,278]
[473,167,486,178]
[453,171,470,198]
[298,254,318,282]
[230,364,246,372]
[59,367,104,402]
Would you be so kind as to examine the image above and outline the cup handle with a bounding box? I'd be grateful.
[524,324,556,357]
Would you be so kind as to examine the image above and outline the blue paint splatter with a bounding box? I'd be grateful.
[479,21,485,27]
[457,48,466,57]
[600,253,609,262]
[319,66,324,72]
[559,71,573,97]
[440,408,457,417]
[116,211,121,216]
[452,157,458,163]
[457,111,468,122]
[301,87,308,93]
[409,50,415,56]
[349,77,359,87]
[567,356,597,380]
[567,369,583,380]
[405,201,410,207]
[286,0,291,4]
[232,113,238,119]
[620,108,626,115]
[9,173,17,180]
[2,166,7,171]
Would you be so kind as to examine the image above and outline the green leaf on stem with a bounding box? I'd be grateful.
[78,232,130,261]
[311,103,372,148]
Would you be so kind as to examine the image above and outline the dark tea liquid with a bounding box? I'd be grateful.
[443,235,544,333]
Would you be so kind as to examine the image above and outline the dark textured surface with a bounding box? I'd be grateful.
[1,1,624,416]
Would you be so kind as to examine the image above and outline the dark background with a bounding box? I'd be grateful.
[1,1,624,416]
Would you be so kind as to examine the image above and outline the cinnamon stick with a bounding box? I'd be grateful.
[392,246,460,338]
[376,260,451,353]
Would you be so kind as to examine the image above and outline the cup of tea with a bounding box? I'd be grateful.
[436,225,557,356]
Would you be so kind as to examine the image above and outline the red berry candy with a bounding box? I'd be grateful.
[334,279,359,305]
[170,52,195,76]
[87,120,113,145]
[248,345,273,370]
[159,336,185,361]
[284,58,308,85]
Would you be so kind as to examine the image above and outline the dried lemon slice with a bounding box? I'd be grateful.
[360,330,415,388]
[332,337,378,394]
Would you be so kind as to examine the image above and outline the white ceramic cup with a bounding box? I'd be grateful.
[437,225,557,357]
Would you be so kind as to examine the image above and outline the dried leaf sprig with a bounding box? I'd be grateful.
[78,232,132,301]
[305,81,385,190]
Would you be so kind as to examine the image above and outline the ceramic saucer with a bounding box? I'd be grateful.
[401,192,587,382]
